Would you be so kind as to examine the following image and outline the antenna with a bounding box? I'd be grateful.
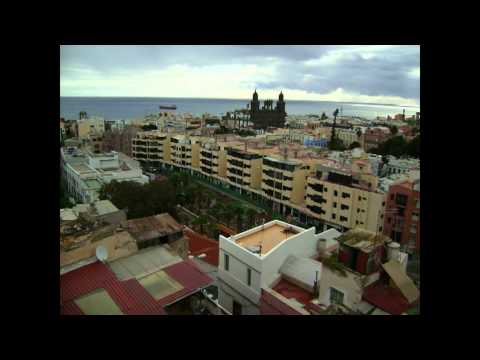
[95,245,108,263]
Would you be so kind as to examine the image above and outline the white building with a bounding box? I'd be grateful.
[217,219,333,315]
[383,157,420,177]
[61,147,149,204]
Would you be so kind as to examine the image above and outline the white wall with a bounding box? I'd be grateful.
[261,226,318,288]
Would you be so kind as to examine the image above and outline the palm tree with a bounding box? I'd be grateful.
[232,203,245,232]
[246,207,257,228]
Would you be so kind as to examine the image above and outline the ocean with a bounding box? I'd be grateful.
[60,97,420,121]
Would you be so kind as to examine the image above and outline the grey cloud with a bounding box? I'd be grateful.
[61,45,419,100]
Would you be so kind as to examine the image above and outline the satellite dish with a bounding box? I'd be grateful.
[96,245,108,262]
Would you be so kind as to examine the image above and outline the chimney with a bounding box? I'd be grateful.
[387,242,401,262]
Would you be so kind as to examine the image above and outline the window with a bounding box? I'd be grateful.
[387,217,391,224]
[416,200,420,209]
[332,214,336,220]
[382,201,385,207]
[341,204,349,210]
[330,287,344,305]
[334,190,338,196]
[412,213,419,222]
[390,194,394,201]
[342,192,351,199]
[247,268,252,286]
[224,254,229,271]
[379,226,383,232]
[357,208,360,213]
[324,188,328,193]
[356,220,359,225]
[333,202,337,208]
[358,196,362,201]
[340,216,348,222]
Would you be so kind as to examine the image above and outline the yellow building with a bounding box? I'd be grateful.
[199,140,228,179]
[77,117,106,139]
[305,164,386,233]
[261,156,310,206]
[225,146,263,191]
[170,135,198,169]
[132,131,171,167]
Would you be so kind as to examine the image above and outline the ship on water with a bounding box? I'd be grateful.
[160,104,177,110]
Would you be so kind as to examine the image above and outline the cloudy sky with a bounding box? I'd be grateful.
[60,45,420,106]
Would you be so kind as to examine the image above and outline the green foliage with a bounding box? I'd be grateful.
[237,129,256,137]
[406,135,420,158]
[141,124,158,131]
[60,179,73,209]
[321,112,328,120]
[322,254,348,277]
[348,141,362,150]
[329,138,346,151]
[369,135,420,158]
[99,179,177,219]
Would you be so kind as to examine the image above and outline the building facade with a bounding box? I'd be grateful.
[382,179,420,252]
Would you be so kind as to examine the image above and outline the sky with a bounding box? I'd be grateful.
[60,45,420,106]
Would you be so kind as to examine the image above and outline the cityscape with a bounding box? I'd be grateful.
[60,45,420,315]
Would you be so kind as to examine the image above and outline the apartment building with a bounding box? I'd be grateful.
[337,128,363,148]
[382,178,420,253]
[132,131,172,168]
[199,140,228,180]
[305,163,386,233]
[225,146,263,193]
[170,134,201,170]
[261,155,310,215]
[364,127,391,151]
[61,147,148,204]
[383,156,420,177]
[76,116,106,140]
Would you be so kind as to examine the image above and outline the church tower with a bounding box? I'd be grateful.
[276,91,285,113]
[251,89,260,112]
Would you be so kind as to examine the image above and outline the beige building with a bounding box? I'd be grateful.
[305,163,386,233]
[77,117,106,139]
[170,134,201,169]
[132,131,172,167]
[337,128,363,148]
[199,139,228,179]
[261,156,310,207]
[225,146,263,191]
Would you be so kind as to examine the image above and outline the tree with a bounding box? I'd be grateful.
[246,207,257,228]
[329,138,346,151]
[321,112,328,120]
[141,124,158,131]
[233,204,245,232]
[192,215,209,234]
[348,141,362,150]
[406,135,420,158]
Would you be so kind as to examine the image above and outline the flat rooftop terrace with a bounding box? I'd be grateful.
[235,223,300,255]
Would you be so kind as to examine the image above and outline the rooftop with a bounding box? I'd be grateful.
[61,252,213,315]
[126,213,184,243]
[231,221,304,256]
[337,228,387,253]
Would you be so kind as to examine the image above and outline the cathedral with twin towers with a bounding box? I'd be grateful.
[249,89,286,130]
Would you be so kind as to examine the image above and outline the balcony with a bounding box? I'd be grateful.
[307,194,326,204]
[308,182,324,193]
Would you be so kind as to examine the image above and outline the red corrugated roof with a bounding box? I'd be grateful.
[60,258,214,315]
[272,278,314,307]
[185,229,219,267]
[260,289,304,315]
[362,281,415,315]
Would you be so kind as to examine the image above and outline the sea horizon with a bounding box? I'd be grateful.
[60,95,419,109]
[60,96,420,121]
